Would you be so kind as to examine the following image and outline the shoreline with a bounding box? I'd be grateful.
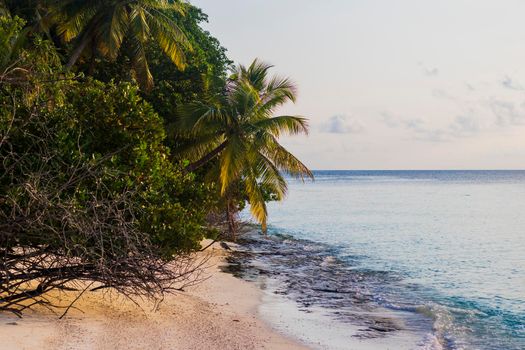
[0,241,306,350]
[226,231,438,350]
[0,235,441,350]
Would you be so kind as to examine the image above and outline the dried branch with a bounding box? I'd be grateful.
[0,105,209,316]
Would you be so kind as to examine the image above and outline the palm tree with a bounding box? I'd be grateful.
[177,59,313,234]
[51,0,190,89]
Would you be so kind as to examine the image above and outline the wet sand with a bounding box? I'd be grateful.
[224,233,436,350]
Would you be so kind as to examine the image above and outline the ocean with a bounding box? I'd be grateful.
[235,170,525,350]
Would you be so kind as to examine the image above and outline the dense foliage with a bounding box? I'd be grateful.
[0,0,311,314]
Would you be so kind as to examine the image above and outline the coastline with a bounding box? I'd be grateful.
[0,241,306,350]
[225,231,438,350]
[0,235,442,350]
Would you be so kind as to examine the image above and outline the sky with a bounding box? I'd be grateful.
[190,0,525,170]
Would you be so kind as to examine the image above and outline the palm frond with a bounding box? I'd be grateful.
[251,115,309,137]
[242,58,273,90]
[145,6,189,69]
[175,132,224,161]
[176,98,230,135]
[251,150,288,200]
[100,2,129,59]
[129,36,153,90]
[263,135,313,180]
[264,75,297,103]
[243,171,268,232]
[52,0,189,87]
[219,135,246,194]
[53,0,98,42]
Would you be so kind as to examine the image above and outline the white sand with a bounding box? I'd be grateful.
[0,242,307,350]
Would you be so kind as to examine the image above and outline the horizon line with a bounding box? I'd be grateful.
[309,169,525,171]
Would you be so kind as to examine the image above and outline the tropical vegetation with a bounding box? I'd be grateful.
[0,0,311,315]
[178,59,312,233]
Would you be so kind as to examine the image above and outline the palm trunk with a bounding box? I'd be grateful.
[185,141,228,172]
[66,38,90,70]
[226,199,236,241]
[66,26,95,70]
[88,41,97,75]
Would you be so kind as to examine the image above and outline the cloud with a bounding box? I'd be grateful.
[465,83,476,91]
[319,115,364,134]
[424,67,439,77]
[432,88,457,101]
[380,112,400,128]
[489,99,525,126]
[381,112,425,130]
[403,119,449,142]
[430,83,525,128]
[381,112,413,129]
[449,115,480,136]
[381,112,444,141]
[383,79,525,143]
[381,113,427,131]
[380,111,481,142]
[501,75,524,91]
[418,62,439,77]
[402,118,425,131]
[405,118,478,143]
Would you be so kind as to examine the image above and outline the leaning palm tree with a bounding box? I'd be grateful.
[177,59,313,234]
[50,0,190,89]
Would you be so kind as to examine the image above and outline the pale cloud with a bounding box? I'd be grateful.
[465,83,476,91]
[432,88,457,101]
[449,115,480,136]
[418,62,439,77]
[409,123,468,143]
[501,75,524,91]
[406,122,448,143]
[402,118,425,131]
[381,113,427,132]
[424,67,439,77]
[381,112,481,143]
[319,115,364,134]
[380,112,400,128]
[489,99,525,126]
[381,112,445,142]
[430,85,525,129]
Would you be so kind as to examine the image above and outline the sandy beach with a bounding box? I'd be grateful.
[0,242,306,350]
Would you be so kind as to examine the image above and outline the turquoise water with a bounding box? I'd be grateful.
[263,170,525,350]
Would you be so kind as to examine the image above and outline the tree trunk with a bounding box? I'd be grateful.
[226,199,236,241]
[66,33,92,70]
[185,140,228,173]
[88,41,96,75]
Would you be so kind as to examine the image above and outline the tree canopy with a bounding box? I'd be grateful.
[0,1,311,315]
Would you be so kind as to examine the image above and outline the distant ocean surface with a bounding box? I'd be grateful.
[243,170,525,350]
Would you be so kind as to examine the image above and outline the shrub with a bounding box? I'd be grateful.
[0,19,213,315]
